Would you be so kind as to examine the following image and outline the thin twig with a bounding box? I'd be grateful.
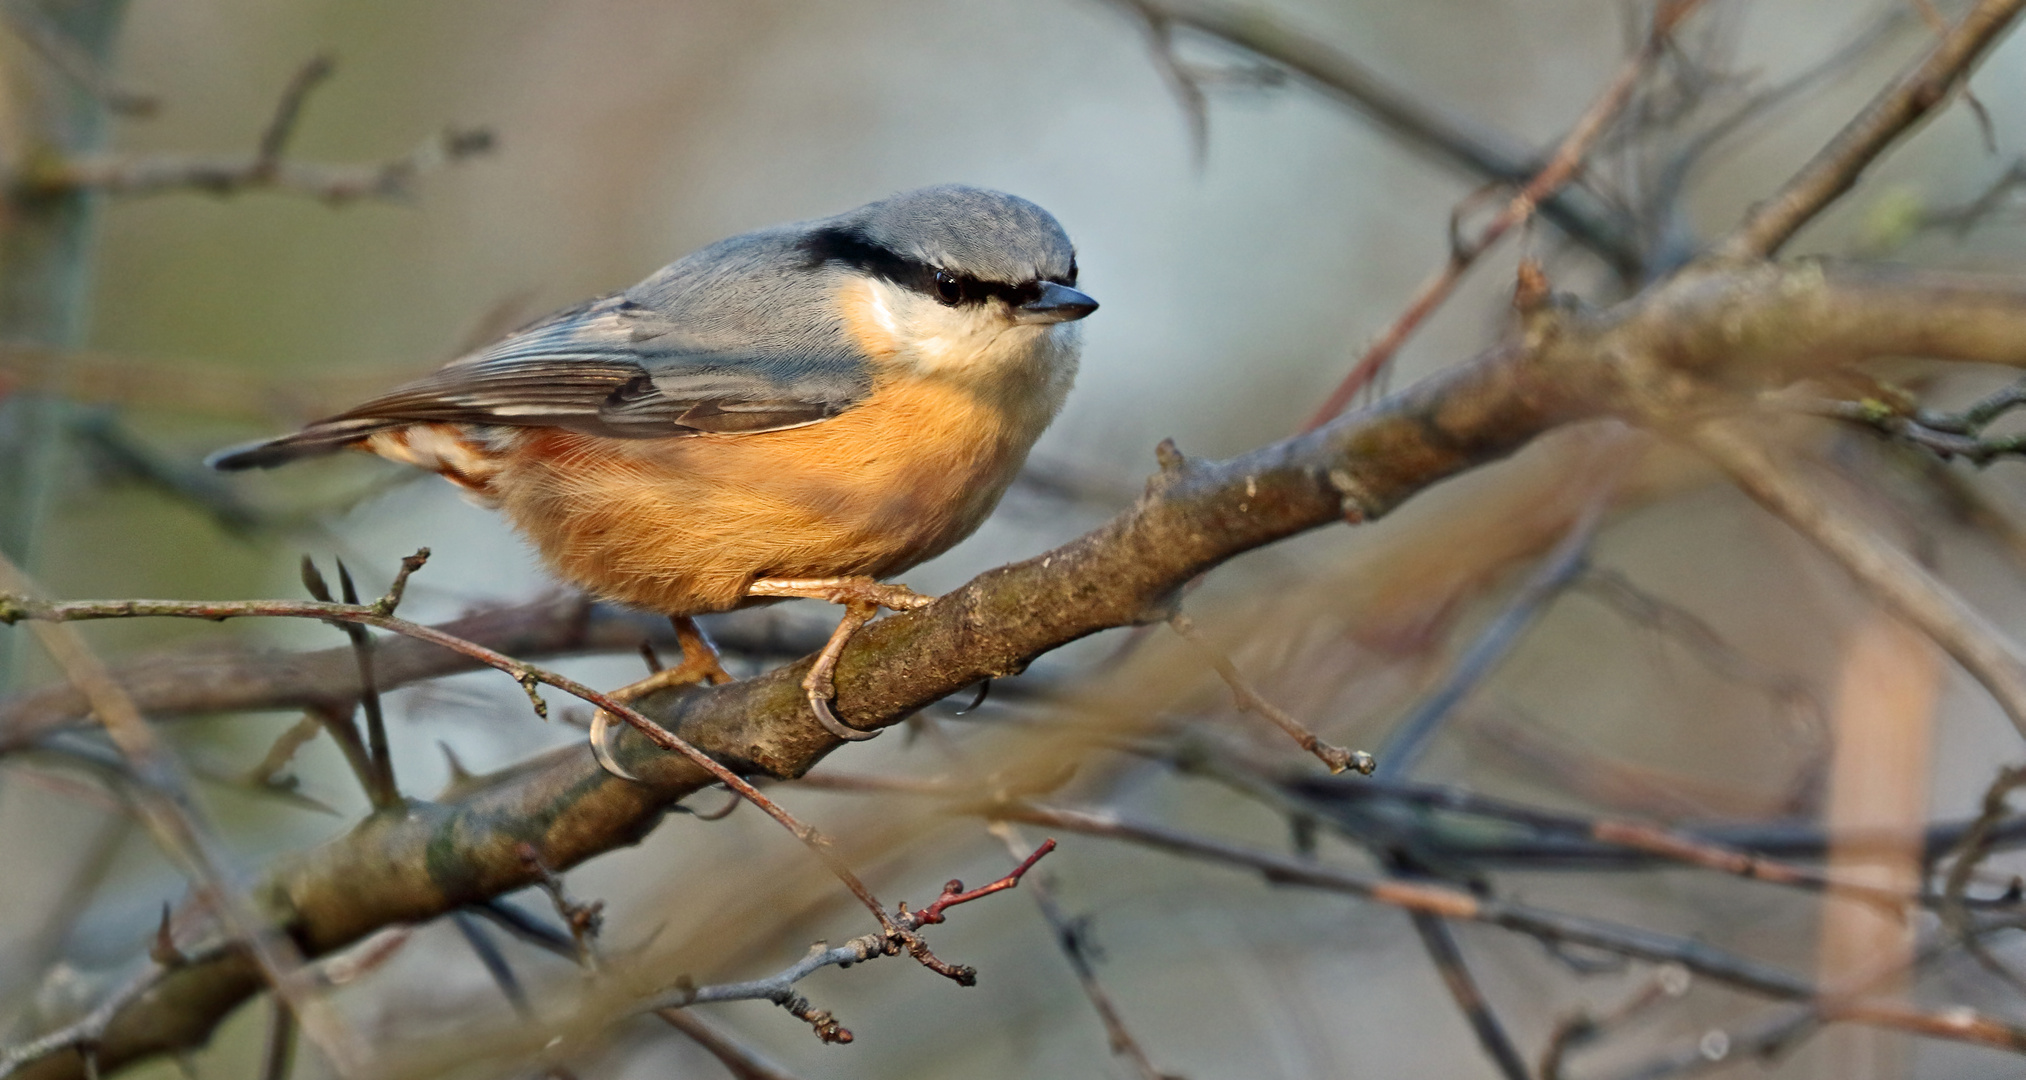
[1939,764,2026,991]
[654,843,1055,1040]
[1689,418,2026,741]
[1719,0,2026,257]
[1000,803,2026,1052]
[1408,912,1532,1080]
[1540,965,1692,1079]
[259,996,297,1080]
[1302,0,1710,429]
[1647,5,1914,246]
[985,823,1173,1080]
[1124,0,1640,271]
[1167,612,1372,774]
[0,552,361,1076]
[655,1009,805,1080]
[0,0,156,115]
[1373,512,1598,779]
[298,555,400,810]
[23,53,492,202]
[0,584,971,973]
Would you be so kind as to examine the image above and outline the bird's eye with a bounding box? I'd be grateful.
[1065,259,1078,286]
[933,269,965,305]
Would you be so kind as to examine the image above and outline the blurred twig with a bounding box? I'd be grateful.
[1718,0,2026,257]
[23,54,494,203]
[1303,0,1710,428]
[1373,512,1598,779]
[655,1009,805,1080]
[0,551,361,1076]
[1689,419,2026,740]
[1168,611,1372,774]
[1113,0,1642,272]
[1002,803,2026,1052]
[0,0,155,115]
[1407,912,1531,1080]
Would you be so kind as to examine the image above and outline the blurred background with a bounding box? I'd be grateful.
[8,0,2026,1077]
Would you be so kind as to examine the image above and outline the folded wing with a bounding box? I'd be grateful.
[208,293,873,470]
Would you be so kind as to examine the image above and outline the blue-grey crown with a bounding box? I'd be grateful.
[817,185,1076,286]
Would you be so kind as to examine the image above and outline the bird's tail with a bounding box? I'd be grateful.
[205,417,404,470]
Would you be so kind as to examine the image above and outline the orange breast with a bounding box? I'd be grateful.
[489,372,1040,614]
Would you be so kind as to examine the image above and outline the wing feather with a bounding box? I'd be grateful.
[210,284,873,470]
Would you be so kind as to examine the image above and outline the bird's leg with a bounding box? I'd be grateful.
[590,616,736,782]
[745,576,936,741]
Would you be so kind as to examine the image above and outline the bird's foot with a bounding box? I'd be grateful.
[746,576,937,741]
[590,616,735,782]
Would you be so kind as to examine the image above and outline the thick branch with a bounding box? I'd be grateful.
[19,260,2026,1076]
[0,596,826,748]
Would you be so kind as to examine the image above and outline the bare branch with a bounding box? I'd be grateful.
[1408,912,1532,1080]
[1688,418,2026,740]
[1001,803,2026,1053]
[1303,0,1711,427]
[20,260,2026,1074]
[1720,0,2026,257]
[655,1009,805,1080]
[1124,0,1641,272]
[19,54,492,204]
[1373,511,1598,778]
[0,0,156,116]
[0,552,362,1076]
[1167,611,1372,773]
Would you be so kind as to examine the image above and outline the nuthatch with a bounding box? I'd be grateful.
[212,185,1096,760]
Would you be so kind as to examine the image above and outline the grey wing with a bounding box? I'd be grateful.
[208,293,874,470]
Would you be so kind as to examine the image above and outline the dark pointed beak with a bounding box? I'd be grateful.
[1015,281,1098,325]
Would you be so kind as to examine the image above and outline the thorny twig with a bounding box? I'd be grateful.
[0,941,234,1078]
[1167,612,1373,774]
[518,843,606,970]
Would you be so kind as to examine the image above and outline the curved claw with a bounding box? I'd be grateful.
[809,692,880,741]
[589,708,645,782]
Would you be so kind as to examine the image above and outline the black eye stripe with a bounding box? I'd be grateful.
[802,226,1071,308]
